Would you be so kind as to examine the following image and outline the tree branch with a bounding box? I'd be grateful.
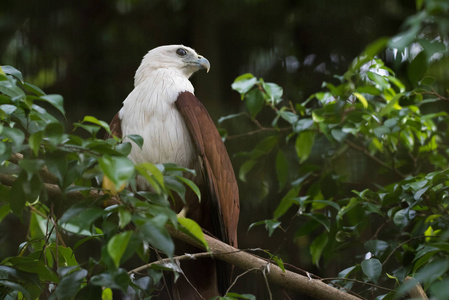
[166,227,363,300]
[8,153,59,184]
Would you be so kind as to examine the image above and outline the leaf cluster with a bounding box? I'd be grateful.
[0,66,207,299]
[223,1,449,298]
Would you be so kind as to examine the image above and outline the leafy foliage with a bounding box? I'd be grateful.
[223,1,449,298]
[0,66,207,299]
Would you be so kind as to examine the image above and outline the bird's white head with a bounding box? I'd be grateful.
[134,45,210,86]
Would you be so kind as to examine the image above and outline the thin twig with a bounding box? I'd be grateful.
[226,268,260,294]
[420,91,448,101]
[382,235,437,267]
[321,277,394,293]
[226,126,290,140]
[345,140,406,178]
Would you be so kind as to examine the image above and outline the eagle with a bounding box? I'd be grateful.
[107,45,240,299]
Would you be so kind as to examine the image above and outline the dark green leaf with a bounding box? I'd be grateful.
[39,94,65,115]
[22,82,45,96]
[245,89,265,120]
[0,280,31,300]
[10,172,42,215]
[304,213,331,231]
[310,232,328,266]
[126,134,144,149]
[361,258,382,284]
[408,51,427,85]
[53,269,88,299]
[295,131,315,163]
[364,240,389,257]
[239,159,257,183]
[138,216,174,257]
[273,187,300,219]
[18,159,45,180]
[275,149,289,191]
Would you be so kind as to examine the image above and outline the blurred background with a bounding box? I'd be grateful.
[1,0,419,298]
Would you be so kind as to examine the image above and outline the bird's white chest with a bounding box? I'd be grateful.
[119,70,196,168]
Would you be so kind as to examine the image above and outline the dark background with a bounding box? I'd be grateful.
[1,0,417,298]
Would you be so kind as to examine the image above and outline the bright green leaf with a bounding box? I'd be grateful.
[178,217,209,250]
[107,231,133,268]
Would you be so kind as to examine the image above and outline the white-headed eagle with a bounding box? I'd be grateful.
[107,45,240,299]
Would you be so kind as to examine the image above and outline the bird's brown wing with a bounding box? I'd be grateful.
[105,112,122,139]
[175,91,240,248]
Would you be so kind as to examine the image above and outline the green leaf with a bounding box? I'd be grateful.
[310,232,328,266]
[275,149,289,191]
[10,172,42,215]
[176,176,201,202]
[231,73,257,97]
[90,269,130,291]
[273,187,300,219]
[251,135,278,159]
[363,37,389,57]
[99,155,135,190]
[304,213,331,231]
[1,65,24,82]
[107,231,133,268]
[136,162,165,193]
[367,72,390,90]
[18,159,45,180]
[0,280,31,300]
[263,82,283,105]
[126,134,144,149]
[29,131,43,156]
[0,204,11,223]
[39,94,65,115]
[44,122,65,146]
[178,217,209,250]
[0,80,25,99]
[361,258,382,284]
[388,24,420,51]
[408,51,427,85]
[82,115,111,134]
[138,216,174,257]
[249,219,282,237]
[415,258,449,285]
[0,104,17,114]
[364,240,389,257]
[224,293,256,300]
[379,93,402,117]
[239,159,257,183]
[118,208,132,229]
[245,89,265,120]
[1,127,25,151]
[22,82,45,96]
[53,269,88,299]
[295,131,315,163]
[353,92,368,108]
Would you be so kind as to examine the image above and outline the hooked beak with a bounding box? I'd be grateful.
[196,55,210,73]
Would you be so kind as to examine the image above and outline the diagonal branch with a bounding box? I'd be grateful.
[166,227,363,300]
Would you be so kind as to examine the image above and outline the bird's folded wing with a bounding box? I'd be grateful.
[175,91,239,248]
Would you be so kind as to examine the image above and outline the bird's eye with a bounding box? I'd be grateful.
[176,48,187,56]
